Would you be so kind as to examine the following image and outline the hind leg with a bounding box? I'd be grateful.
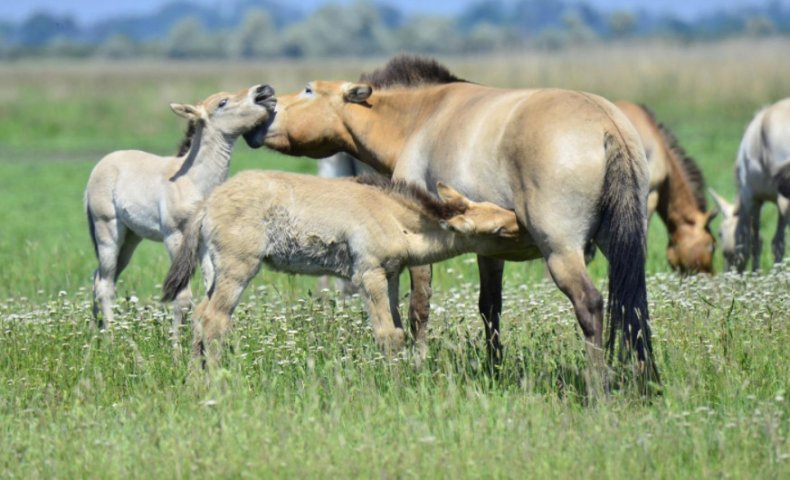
[91,218,127,330]
[544,249,607,394]
[772,195,789,265]
[192,254,261,365]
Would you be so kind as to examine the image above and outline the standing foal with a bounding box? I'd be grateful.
[161,171,523,362]
[85,83,275,335]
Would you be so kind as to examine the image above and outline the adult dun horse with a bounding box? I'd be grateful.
[616,101,716,274]
[245,56,658,382]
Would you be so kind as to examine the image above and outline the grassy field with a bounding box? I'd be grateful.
[1,39,789,477]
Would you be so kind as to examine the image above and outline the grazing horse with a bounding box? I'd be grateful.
[616,101,717,274]
[709,98,790,272]
[244,55,659,382]
[161,171,522,361]
[85,84,275,334]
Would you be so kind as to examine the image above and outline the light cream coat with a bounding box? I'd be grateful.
[710,97,790,272]
[85,84,275,334]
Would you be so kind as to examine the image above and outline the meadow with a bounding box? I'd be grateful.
[1,39,789,477]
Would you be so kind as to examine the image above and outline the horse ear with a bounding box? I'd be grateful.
[708,188,735,218]
[170,103,201,120]
[436,182,470,206]
[343,83,373,104]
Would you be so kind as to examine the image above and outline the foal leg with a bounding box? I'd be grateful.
[545,249,606,395]
[772,195,789,265]
[407,265,432,360]
[477,255,505,366]
[361,267,405,357]
[91,218,126,330]
[193,258,259,366]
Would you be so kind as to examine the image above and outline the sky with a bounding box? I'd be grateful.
[0,0,782,23]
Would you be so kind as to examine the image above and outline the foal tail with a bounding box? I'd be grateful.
[599,132,659,383]
[162,208,205,302]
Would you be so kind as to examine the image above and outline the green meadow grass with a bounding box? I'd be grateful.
[1,42,789,477]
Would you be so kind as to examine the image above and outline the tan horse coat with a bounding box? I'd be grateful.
[616,101,716,274]
[161,171,522,360]
[244,56,658,381]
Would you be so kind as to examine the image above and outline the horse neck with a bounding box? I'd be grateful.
[181,123,234,195]
[344,89,442,173]
[655,147,704,240]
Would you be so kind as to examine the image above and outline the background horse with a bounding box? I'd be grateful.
[85,83,274,336]
[616,101,717,274]
[245,55,659,383]
[709,97,790,272]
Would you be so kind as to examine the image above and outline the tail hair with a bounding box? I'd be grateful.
[599,132,660,383]
[162,208,204,302]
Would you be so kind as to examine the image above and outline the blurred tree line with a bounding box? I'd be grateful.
[1,0,789,59]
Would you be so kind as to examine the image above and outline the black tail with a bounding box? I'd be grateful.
[599,133,660,383]
[162,208,204,302]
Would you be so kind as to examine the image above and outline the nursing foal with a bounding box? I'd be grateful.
[85,83,275,333]
[161,171,522,361]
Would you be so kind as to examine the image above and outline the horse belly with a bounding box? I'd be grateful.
[259,206,354,278]
[117,203,164,241]
[262,236,353,278]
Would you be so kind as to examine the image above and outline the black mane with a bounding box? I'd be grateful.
[176,120,196,157]
[640,104,707,211]
[354,174,467,220]
[359,54,466,89]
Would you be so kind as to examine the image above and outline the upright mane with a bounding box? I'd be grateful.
[354,175,467,220]
[176,120,197,157]
[641,104,707,211]
[359,54,467,89]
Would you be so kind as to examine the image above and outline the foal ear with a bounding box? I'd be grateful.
[170,103,201,120]
[343,83,373,104]
[708,188,735,218]
[436,182,470,206]
[704,209,719,227]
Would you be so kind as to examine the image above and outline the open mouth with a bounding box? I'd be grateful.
[254,85,276,110]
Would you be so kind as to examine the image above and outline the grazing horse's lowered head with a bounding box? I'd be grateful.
[709,189,739,272]
[615,101,717,274]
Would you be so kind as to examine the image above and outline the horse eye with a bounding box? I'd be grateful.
[218,98,228,108]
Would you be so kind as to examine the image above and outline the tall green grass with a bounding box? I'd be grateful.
[1,41,790,477]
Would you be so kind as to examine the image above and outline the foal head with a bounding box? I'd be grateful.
[709,189,739,272]
[436,183,520,238]
[172,83,276,149]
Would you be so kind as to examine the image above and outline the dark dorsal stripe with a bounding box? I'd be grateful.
[354,174,467,220]
[359,54,466,89]
[176,120,196,157]
[640,104,707,211]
